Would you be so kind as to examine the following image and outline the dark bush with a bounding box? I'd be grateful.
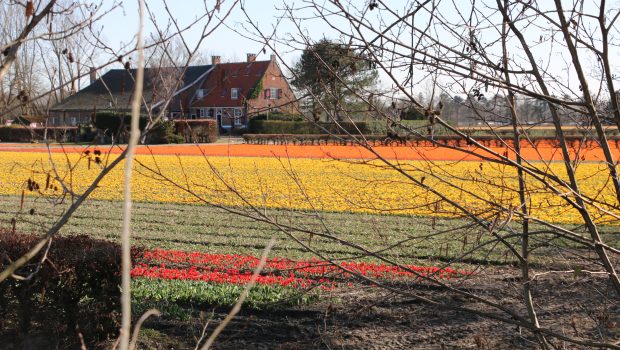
[175,119,219,143]
[145,120,184,144]
[77,124,97,143]
[0,231,132,345]
[0,126,78,143]
[93,112,149,134]
[400,108,425,120]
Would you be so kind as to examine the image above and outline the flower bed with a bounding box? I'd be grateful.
[132,249,471,291]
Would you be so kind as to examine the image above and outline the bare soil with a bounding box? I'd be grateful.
[131,266,619,350]
[1,266,617,349]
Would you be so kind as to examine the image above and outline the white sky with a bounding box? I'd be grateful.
[94,0,620,102]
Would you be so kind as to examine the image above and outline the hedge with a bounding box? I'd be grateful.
[93,112,149,133]
[0,231,132,345]
[248,120,373,135]
[0,126,78,142]
[175,119,219,143]
[252,113,304,121]
[246,119,442,135]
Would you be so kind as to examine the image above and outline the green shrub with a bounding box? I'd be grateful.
[145,120,184,144]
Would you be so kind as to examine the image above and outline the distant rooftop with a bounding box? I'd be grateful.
[50,65,213,112]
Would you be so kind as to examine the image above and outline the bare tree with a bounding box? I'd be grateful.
[179,0,620,347]
[0,0,241,347]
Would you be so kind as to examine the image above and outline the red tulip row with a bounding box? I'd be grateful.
[131,249,471,289]
[131,264,335,289]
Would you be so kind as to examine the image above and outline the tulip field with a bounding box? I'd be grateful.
[0,143,618,339]
[0,148,617,225]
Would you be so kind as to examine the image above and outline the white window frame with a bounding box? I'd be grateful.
[269,88,278,100]
[231,88,239,100]
[196,89,205,99]
[199,108,206,118]
[234,108,243,126]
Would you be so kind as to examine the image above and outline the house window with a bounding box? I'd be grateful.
[269,88,278,100]
[231,88,239,100]
[221,88,227,97]
[196,89,205,99]
[199,108,206,118]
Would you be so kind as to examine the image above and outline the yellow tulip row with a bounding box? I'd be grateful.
[0,151,616,225]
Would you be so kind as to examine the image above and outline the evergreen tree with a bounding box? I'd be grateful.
[291,39,378,121]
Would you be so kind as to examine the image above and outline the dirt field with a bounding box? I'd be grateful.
[132,267,619,349]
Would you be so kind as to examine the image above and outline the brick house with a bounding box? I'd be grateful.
[186,54,297,129]
[49,53,297,129]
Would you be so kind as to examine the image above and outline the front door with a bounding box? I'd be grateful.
[216,108,223,126]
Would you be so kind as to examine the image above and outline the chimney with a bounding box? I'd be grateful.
[211,55,221,65]
[247,53,256,62]
[89,67,97,84]
[270,54,276,61]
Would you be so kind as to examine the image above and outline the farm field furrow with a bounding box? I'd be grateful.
[1,195,616,267]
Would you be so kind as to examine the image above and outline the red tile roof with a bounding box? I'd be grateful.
[192,60,270,108]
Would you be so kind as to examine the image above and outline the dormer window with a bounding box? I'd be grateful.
[231,88,240,100]
[196,89,205,99]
